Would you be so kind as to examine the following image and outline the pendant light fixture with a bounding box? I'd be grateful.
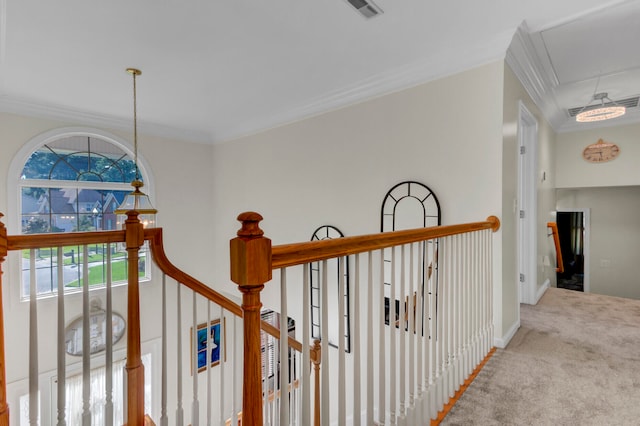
[575,92,626,123]
[115,68,157,228]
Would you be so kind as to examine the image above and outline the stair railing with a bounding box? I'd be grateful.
[0,211,319,425]
[229,211,500,425]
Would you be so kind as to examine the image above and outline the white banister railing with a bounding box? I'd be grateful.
[255,213,499,425]
[0,211,497,426]
[1,214,317,426]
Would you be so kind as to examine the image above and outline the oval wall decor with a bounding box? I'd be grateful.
[65,311,126,356]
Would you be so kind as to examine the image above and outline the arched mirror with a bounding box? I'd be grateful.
[309,225,350,352]
[380,181,441,330]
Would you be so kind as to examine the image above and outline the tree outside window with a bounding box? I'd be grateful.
[18,135,151,298]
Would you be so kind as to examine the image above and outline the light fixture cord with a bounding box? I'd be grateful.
[132,70,140,181]
[592,74,601,100]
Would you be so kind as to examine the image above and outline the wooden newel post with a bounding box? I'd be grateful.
[0,214,9,426]
[230,212,272,426]
[124,211,145,426]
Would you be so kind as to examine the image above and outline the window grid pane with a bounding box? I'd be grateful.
[19,135,150,299]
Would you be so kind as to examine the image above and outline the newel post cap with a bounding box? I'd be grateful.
[487,215,501,232]
[230,212,272,286]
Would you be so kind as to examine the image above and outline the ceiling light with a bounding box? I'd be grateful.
[575,92,626,123]
[115,68,157,228]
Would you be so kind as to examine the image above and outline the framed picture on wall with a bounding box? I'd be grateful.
[191,318,226,374]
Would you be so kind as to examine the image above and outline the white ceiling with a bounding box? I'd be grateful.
[517,0,640,133]
[0,0,638,144]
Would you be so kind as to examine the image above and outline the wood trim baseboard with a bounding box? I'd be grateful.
[432,347,497,425]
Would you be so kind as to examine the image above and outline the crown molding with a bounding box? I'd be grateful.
[0,95,212,144]
[505,23,640,132]
[2,31,512,146]
[505,24,563,126]
[505,24,583,132]
[214,35,512,144]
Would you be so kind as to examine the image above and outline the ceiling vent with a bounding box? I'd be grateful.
[346,0,383,18]
[568,96,639,117]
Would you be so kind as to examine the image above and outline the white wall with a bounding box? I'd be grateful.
[557,187,640,299]
[0,112,217,423]
[210,61,508,341]
[556,122,640,188]
[502,63,557,335]
[555,122,640,300]
[209,62,508,422]
[0,59,521,422]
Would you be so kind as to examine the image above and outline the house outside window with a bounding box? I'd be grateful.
[15,132,152,299]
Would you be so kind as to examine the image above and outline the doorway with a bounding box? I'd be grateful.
[517,102,538,304]
[556,208,590,292]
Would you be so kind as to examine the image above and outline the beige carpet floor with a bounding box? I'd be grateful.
[441,287,640,425]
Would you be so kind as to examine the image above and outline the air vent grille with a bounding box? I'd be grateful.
[568,96,639,117]
[346,0,383,18]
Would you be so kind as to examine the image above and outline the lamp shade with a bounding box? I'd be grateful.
[575,105,626,122]
[115,180,157,228]
[575,92,626,123]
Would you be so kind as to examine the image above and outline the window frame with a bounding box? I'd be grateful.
[8,127,156,300]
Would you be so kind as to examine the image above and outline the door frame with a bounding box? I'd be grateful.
[517,101,538,305]
[556,208,591,293]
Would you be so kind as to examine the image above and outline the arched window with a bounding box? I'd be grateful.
[10,128,153,299]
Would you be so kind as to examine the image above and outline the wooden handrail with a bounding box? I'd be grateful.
[7,225,306,348]
[145,228,243,317]
[547,222,564,273]
[272,216,500,269]
[0,212,322,425]
[145,227,318,361]
[7,229,126,249]
[5,224,314,357]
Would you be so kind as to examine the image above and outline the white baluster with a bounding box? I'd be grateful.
[366,252,374,426]
[57,248,66,426]
[408,243,416,422]
[456,233,461,390]
[399,244,406,420]
[206,301,211,426]
[219,308,225,426]
[320,260,329,424]
[160,275,168,426]
[436,237,446,411]
[192,291,199,425]
[389,246,397,424]
[487,229,494,348]
[469,232,482,372]
[302,264,310,426]
[82,245,90,426]
[280,269,290,425]
[29,250,38,426]
[353,254,361,426]
[338,256,346,425]
[231,315,238,426]
[414,242,424,420]
[105,244,114,426]
[378,249,386,425]
[176,284,184,426]
[262,321,268,426]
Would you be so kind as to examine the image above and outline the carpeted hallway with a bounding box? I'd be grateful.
[441,287,640,425]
